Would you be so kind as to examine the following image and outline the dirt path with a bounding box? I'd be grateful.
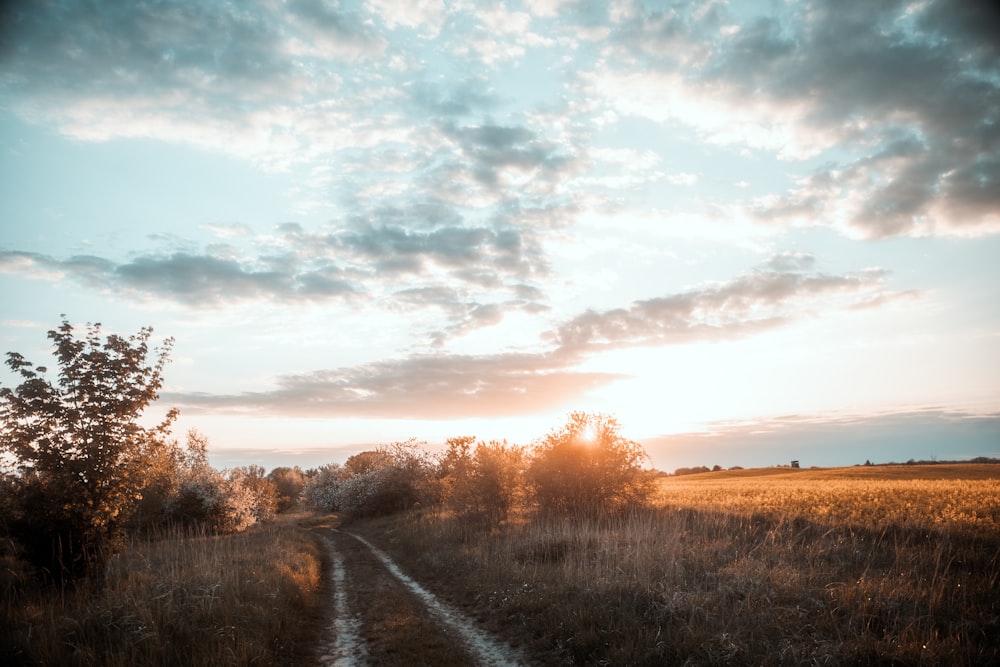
[316,527,525,667]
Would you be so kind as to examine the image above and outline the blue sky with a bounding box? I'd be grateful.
[1,0,998,471]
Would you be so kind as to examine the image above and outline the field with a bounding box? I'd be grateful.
[3,464,998,665]
[358,464,1000,665]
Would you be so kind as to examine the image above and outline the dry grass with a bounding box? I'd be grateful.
[0,514,327,666]
[354,464,1000,665]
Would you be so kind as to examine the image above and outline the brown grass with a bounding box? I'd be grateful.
[351,464,1000,665]
[1,514,328,666]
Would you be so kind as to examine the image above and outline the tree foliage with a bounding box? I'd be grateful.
[527,412,655,516]
[0,318,177,581]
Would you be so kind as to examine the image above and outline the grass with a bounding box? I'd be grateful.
[0,514,328,666]
[350,464,1000,665]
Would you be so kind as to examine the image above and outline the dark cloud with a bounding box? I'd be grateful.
[608,0,1000,237]
[410,78,500,117]
[762,252,816,273]
[334,221,550,282]
[0,250,356,305]
[0,0,381,112]
[442,122,577,189]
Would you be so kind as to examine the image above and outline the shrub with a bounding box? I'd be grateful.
[301,441,434,517]
[527,412,655,516]
[438,437,524,525]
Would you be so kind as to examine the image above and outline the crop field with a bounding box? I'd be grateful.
[360,464,1000,665]
[657,464,1000,535]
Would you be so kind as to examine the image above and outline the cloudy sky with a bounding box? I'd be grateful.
[1,0,998,471]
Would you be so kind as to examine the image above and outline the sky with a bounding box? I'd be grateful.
[1,0,998,472]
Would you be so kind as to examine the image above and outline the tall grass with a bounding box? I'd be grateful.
[354,465,1000,665]
[1,515,327,666]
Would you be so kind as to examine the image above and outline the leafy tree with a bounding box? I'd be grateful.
[438,436,524,526]
[0,318,176,582]
[527,412,655,516]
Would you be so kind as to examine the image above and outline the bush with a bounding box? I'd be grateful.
[527,412,655,516]
[300,464,348,512]
[438,437,524,525]
[300,441,434,517]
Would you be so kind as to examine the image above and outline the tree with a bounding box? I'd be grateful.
[0,318,176,582]
[527,412,654,516]
[438,436,524,526]
[267,466,306,512]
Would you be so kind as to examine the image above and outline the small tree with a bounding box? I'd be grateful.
[438,436,524,526]
[267,466,306,512]
[527,412,654,516]
[0,318,176,582]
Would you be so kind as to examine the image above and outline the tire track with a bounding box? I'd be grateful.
[338,529,525,667]
[317,525,525,666]
[318,535,368,667]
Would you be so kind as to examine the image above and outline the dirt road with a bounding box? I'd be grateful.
[315,527,526,667]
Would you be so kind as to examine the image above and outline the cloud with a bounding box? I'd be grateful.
[0,0,381,170]
[442,122,578,191]
[594,0,1000,238]
[165,352,624,419]
[0,250,356,305]
[762,252,815,273]
[0,216,551,329]
[548,266,902,356]
[365,0,447,37]
[165,260,915,419]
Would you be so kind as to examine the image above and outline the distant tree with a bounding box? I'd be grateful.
[0,318,176,582]
[527,412,655,516]
[267,466,306,512]
[673,466,711,476]
[300,463,348,512]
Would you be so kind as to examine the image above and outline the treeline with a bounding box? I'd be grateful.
[299,412,655,524]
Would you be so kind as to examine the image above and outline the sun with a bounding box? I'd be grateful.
[580,423,598,444]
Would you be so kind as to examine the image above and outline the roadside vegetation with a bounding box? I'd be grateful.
[1,517,326,666]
